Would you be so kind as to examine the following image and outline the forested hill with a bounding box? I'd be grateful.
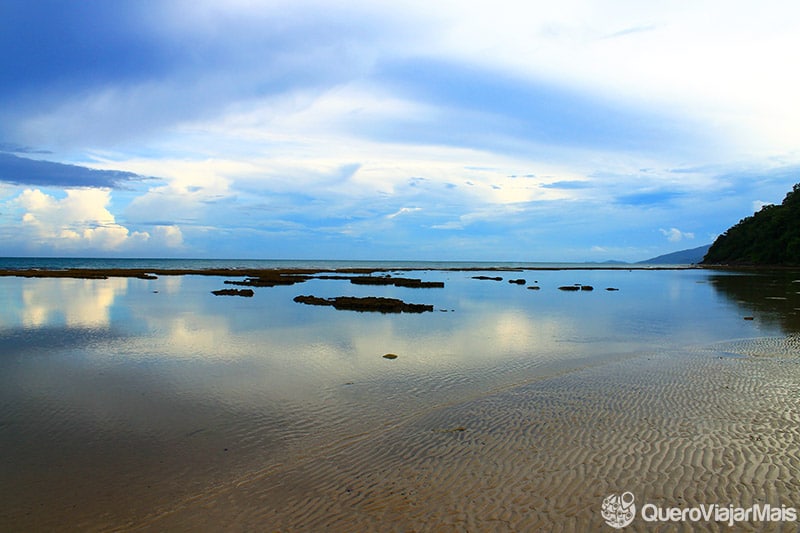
[702,183,800,265]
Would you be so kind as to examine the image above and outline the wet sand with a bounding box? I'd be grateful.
[73,336,800,532]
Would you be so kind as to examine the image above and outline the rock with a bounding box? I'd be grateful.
[558,286,580,291]
[472,276,503,281]
[293,295,434,313]
[744,316,755,320]
[382,353,398,359]
[225,273,310,287]
[527,286,541,290]
[509,279,526,285]
[580,285,594,291]
[211,288,255,297]
[350,276,444,288]
[606,287,620,291]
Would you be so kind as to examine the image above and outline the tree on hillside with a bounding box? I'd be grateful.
[702,183,800,265]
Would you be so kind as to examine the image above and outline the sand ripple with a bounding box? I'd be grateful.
[129,336,800,531]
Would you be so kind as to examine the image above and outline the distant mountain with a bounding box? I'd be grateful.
[638,244,711,265]
[702,183,800,265]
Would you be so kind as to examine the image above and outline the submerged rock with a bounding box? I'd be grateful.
[225,273,310,287]
[293,295,434,313]
[211,288,255,297]
[350,276,444,288]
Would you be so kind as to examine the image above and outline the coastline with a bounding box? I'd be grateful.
[0,264,701,279]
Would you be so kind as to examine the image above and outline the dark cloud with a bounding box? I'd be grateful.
[0,142,52,155]
[0,1,396,146]
[0,153,145,188]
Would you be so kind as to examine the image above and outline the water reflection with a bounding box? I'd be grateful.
[707,270,800,333]
[16,277,129,329]
[0,269,796,529]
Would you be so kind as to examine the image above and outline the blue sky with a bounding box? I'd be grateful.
[1,0,799,261]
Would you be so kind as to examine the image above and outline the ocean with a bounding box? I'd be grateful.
[0,256,681,271]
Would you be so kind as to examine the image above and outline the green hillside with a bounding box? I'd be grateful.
[702,183,800,265]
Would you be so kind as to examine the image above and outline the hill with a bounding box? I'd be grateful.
[702,183,800,265]
[639,244,711,265]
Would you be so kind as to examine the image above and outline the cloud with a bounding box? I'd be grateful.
[659,227,694,243]
[0,1,403,148]
[0,153,146,188]
[616,189,685,207]
[12,188,182,252]
[0,142,51,154]
[386,207,421,219]
[0,2,798,263]
[368,58,705,158]
[541,180,592,190]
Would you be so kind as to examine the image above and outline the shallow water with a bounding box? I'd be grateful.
[0,267,798,529]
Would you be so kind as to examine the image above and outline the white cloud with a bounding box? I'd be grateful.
[13,188,182,252]
[659,227,695,243]
[386,207,421,219]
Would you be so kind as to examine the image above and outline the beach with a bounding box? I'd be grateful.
[1,265,799,531]
[141,338,800,532]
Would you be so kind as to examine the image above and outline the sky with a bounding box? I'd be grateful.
[1,0,799,262]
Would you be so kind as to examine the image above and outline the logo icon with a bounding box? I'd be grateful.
[602,491,636,529]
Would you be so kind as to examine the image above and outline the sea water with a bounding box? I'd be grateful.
[0,263,798,528]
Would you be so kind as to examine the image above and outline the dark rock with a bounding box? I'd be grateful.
[212,288,255,297]
[558,286,580,291]
[472,276,503,281]
[580,285,594,291]
[527,286,541,290]
[382,353,398,359]
[225,273,310,287]
[293,295,434,313]
[350,276,444,288]
[508,279,526,284]
[606,287,620,291]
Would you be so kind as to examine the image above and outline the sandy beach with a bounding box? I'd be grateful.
[105,336,794,532]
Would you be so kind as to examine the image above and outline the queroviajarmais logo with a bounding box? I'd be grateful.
[602,492,636,529]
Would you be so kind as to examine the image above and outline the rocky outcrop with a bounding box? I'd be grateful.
[211,288,255,297]
[293,295,434,313]
[472,276,503,281]
[349,276,444,288]
[224,273,309,287]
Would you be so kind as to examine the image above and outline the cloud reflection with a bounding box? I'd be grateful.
[20,277,129,328]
